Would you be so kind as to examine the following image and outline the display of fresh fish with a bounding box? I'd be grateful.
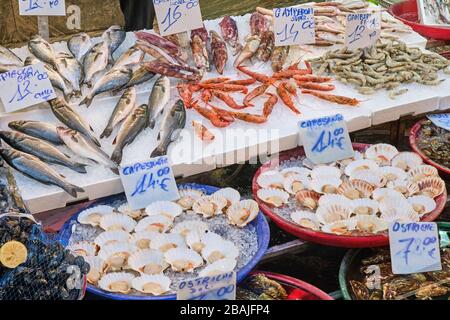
[142,60,201,82]
[112,45,144,69]
[0,45,22,66]
[0,147,85,198]
[219,16,242,56]
[80,66,132,107]
[8,120,63,145]
[0,131,87,174]
[28,35,59,70]
[68,33,92,63]
[148,76,170,129]
[57,127,118,174]
[82,41,110,88]
[210,31,228,75]
[234,35,261,67]
[100,87,137,139]
[111,104,148,165]
[114,66,155,93]
[49,98,101,146]
[135,31,188,63]
[102,25,126,63]
[55,52,84,98]
[272,46,290,72]
[250,12,268,36]
[151,100,186,157]
[191,34,210,72]
[256,31,275,62]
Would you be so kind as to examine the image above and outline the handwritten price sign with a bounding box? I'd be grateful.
[153,0,203,36]
[177,272,236,300]
[119,155,180,210]
[427,113,450,131]
[0,63,56,113]
[299,113,354,164]
[19,0,66,16]
[389,222,442,274]
[273,5,315,46]
[345,11,381,50]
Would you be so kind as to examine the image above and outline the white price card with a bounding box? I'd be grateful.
[427,113,450,131]
[389,222,442,275]
[177,272,236,300]
[0,63,56,113]
[273,5,315,46]
[153,0,203,36]
[19,0,66,16]
[119,155,180,210]
[345,11,381,50]
[298,113,354,164]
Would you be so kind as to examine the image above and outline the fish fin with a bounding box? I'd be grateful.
[100,126,113,139]
[60,174,66,179]
[73,164,88,174]
[70,135,79,143]
[112,136,117,145]
[149,119,156,129]
[91,136,101,147]
[157,131,161,140]
[80,96,93,108]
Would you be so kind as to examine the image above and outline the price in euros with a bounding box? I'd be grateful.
[311,127,346,153]
[132,167,171,196]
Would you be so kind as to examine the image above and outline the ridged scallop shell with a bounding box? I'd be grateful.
[164,248,203,272]
[117,203,142,220]
[316,203,353,225]
[132,274,171,295]
[391,152,423,171]
[98,272,135,294]
[416,177,446,198]
[171,220,209,237]
[145,201,183,219]
[98,242,134,270]
[365,143,399,165]
[257,188,290,207]
[94,231,130,249]
[344,159,379,177]
[78,205,114,227]
[372,188,405,202]
[99,213,137,233]
[150,233,186,253]
[135,215,173,233]
[283,174,310,194]
[226,199,259,228]
[128,249,168,274]
[338,151,364,167]
[321,219,356,235]
[318,194,349,207]
[201,239,239,264]
[386,180,419,197]
[337,179,374,199]
[84,256,106,284]
[214,188,241,206]
[192,195,227,217]
[280,166,311,178]
[290,211,320,230]
[379,196,411,214]
[350,169,386,187]
[185,229,207,253]
[130,231,160,250]
[352,216,388,233]
[68,241,97,257]
[295,190,321,210]
[310,177,342,194]
[351,198,379,215]
[257,172,285,189]
[408,165,439,182]
[177,189,204,210]
[380,206,420,223]
[199,258,237,277]
[407,195,436,215]
[379,166,407,182]
[311,166,341,180]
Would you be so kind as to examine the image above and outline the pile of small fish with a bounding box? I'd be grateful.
[417,119,450,169]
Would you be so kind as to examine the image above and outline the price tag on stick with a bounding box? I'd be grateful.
[19,0,66,16]
[389,222,442,275]
[0,63,56,113]
[153,0,203,36]
[427,113,450,131]
[298,113,354,164]
[177,272,236,300]
[273,5,315,46]
[119,155,180,210]
[345,11,381,50]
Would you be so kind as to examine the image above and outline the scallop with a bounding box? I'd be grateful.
[386,179,419,197]
[379,195,411,214]
[117,203,142,220]
[150,233,186,253]
[132,274,171,295]
[391,152,423,171]
[352,215,388,233]
[380,206,420,223]
[94,230,130,249]
[283,174,310,194]
[257,188,290,207]
[84,256,106,285]
[68,241,97,257]
[185,229,207,253]
[351,198,379,215]
[135,215,173,233]
[171,220,209,237]
[350,169,386,187]
[78,205,114,227]
[372,188,405,202]
[295,190,321,210]
[199,258,237,277]
[290,211,320,230]
[408,165,439,183]
[98,272,135,294]
[311,166,341,180]
[417,177,446,198]
[201,239,239,264]
[344,159,379,177]
[130,231,160,250]
[128,249,168,275]
[407,195,436,216]
[192,195,227,217]
[338,151,364,167]
[316,203,353,225]
[98,242,134,270]
[99,213,137,233]
[214,188,241,207]
[177,188,204,210]
[145,201,183,219]
[321,219,356,235]
[164,248,203,272]
[226,199,259,228]
[310,177,342,194]
[280,166,311,178]
[256,172,285,189]
[318,194,349,207]
[337,179,374,199]
[379,166,407,182]
[365,143,399,165]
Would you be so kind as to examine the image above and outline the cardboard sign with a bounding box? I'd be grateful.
[153,0,203,36]
[0,63,56,113]
[299,113,354,164]
[273,5,315,46]
[427,113,450,131]
[177,272,236,300]
[19,0,66,16]
[345,11,381,50]
[389,222,442,275]
[119,155,180,210]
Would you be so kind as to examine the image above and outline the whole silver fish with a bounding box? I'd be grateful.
[114,66,155,94]
[28,35,59,70]
[102,25,126,64]
[0,131,87,174]
[80,66,132,108]
[100,87,137,139]
[111,104,148,165]
[82,41,109,88]
[151,99,186,157]
[8,120,63,145]
[57,127,118,174]
[49,98,101,147]
[148,76,170,129]
[0,45,22,66]
[56,52,84,98]
[68,33,92,63]
[112,45,144,69]
[0,147,85,198]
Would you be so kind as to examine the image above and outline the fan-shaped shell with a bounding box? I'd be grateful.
[365,143,399,165]
[150,233,186,253]
[416,177,446,198]
[379,196,411,214]
[316,203,353,225]
[192,195,227,217]
[185,229,206,253]
[351,198,379,215]
[318,194,349,207]
[145,201,183,219]
[352,216,388,233]
[337,179,374,199]
[350,169,387,187]
[226,199,259,228]
[177,188,204,210]
[171,220,209,237]
[257,188,290,207]
[214,188,241,207]
[407,195,436,216]
[283,174,310,194]
[408,165,439,183]
[386,180,419,197]
[164,248,203,273]
[117,203,142,220]
[380,206,420,223]
[132,274,171,295]
[99,213,137,233]
[257,171,285,189]
[94,230,130,249]
[310,177,342,194]
[379,166,407,182]
[290,211,320,230]
[280,166,311,178]
[311,166,341,180]
[321,219,356,235]
[135,215,173,233]
[391,152,423,171]
[344,159,379,177]
[98,272,135,294]
[372,188,405,202]
[295,190,321,210]
[98,242,135,270]
[78,205,115,227]
[201,239,239,264]
[130,231,160,250]
[128,249,168,275]
[68,241,97,257]
[84,256,106,285]
[199,258,237,277]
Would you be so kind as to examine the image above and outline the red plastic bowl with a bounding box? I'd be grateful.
[252,143,446,248]
[409,119,450,176]
[389,0,450,40]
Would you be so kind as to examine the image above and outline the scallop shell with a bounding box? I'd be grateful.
[192,195,226,218]
[318,194,349,207]
[226,199,259,228]
[379,196,411,214]
[150,233,186,253]
[117,203,142,220]
[408,165,439,182]
[407,195,436,216]
[344,159,379,177]
[98,272,135,294]
[351,198,379,215]
[280,166,311,178]
[295,190,321,210]
[352,216,388,233]
[391,152,423,171]
[380,206,420,223]
[416,177,446,198]
[365,143,399,165]
[311,166,341,180]
[132,274,171,295]
[145,201,183,219]
[350,169,387,187]
[338,151,364,167]
[337,179,374,199]
[283,174,310,194]
[99,213,137,233]
[214,188,241,207]
[290,211,320,230]
[256,172,285,189]
[257,188,290,207]
[130,231,160,250]
[386,179,419,197]
[128,249,169,274]
[164,248,203,272]
[321,219,356,235]
[372,188,405,202]
[94,231,130,249]
[135,215,173,233]
[98,242,134,270]
[310,177,342,194]
[68,241,97,257]
[201,239,239,264]
[185,229,207,253]
[171,220,209,238]
[199,258,237,277]
[316,203,353,225]
[78,205,114,227]
[177,188,204,210]
[84,256,106,285]
[379,166,407,182]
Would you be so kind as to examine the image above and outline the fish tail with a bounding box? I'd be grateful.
[111,149,123,165]
[80,95,93,108]
[62,183,85,198]
[110,166,119,175]
[71,163,88,174]
[150,146,166,158]
[100,126,113,139]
